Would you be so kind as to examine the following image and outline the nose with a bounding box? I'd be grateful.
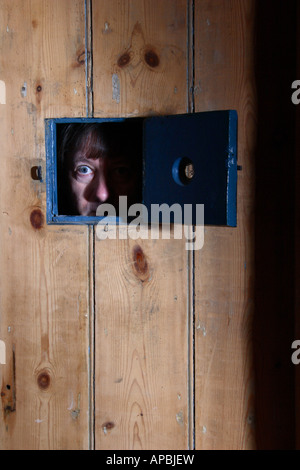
[95,174,110,202]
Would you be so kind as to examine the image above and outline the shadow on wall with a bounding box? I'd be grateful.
[253,0,298,450]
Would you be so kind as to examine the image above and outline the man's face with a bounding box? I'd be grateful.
[66,130,140,216]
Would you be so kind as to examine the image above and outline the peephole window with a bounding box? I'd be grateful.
[56,120,143,217]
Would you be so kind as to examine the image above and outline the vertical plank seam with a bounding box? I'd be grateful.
[187,0,195,451]
[88,226,96,450]
[85,0,94,117]
[85,0,95,451]
[187,0,195,114]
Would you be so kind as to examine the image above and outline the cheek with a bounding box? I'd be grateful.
[69,176,86,203]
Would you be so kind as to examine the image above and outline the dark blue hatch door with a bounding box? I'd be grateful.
[142,110,238,226]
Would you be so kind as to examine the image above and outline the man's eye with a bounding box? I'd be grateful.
[76,165,93,175]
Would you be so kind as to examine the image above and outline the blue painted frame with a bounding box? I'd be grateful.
[45,111,238,226]
[227,110,238,227]
[45,117,128,225]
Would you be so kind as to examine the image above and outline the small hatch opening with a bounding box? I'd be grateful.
[51,118,144,221]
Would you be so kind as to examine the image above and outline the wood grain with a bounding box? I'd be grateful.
[193,0,257,449]
[0,0,284,451]
[92,0,187,117]
[92,0,190,450]
[94,236,189,449]
[0,0,89,449]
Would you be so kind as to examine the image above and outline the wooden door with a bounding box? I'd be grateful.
[0,0,262,450]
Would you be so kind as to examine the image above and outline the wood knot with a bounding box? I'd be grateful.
[30,208,44,230]
[133,245,150,282]
[117,52,131,67]
[77,51,86,65]
[144,49,160,68]
[102,421,115,435]
[37,371,51,390]
[72,49,87,68]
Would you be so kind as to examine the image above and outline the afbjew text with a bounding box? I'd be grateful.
[106,454,195,467]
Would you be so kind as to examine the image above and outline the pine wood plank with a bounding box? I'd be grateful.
[92,0,187,117]
[193,0,257,449]
[0,0,89,449]
[92,0,190,450]
[94,236,190,450]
